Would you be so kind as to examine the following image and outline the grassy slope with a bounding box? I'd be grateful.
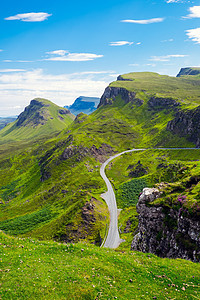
[0,134,109,244]
[0,98,75,142]
[1,231,200,300]
[112,72,200,108]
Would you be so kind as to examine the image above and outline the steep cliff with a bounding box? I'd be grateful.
[98,86,143,107]
[167,106,200,147]
[131,188,200,262]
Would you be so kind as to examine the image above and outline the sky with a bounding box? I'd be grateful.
[0,0,200,116]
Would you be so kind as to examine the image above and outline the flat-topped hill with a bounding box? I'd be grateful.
[101,71,200,108]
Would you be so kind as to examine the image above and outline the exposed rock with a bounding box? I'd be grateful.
[58,109,71,115]
[16,99,47,127]
[148,96,180,111]
[131,188,200,262]
[177,67,200,77]
[60,143,115,163]
[117,75,133,81]
[55,199,102,245]
[167,106,200,147]
[123,219,133,233]
[128,161,148,178]
[98,86,143,107]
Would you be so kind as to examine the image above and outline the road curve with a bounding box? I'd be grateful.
[100,147,198,249]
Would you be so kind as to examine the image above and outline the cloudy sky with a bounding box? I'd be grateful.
[0,0,200,116]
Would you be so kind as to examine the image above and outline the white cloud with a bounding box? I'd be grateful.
[183,6,200,19]
[121,18,164,24]
[161,39,174,42]
[0,69,110,116]
[186,28,200,44]
[150,54,188,61]
[129,64,139,66]
[5,12,52,22]
[45,50,103,61]
[3,60,34,63]
[46,50,67,56]
[166,0,182,3]
[109,41,133,46]
[0,69,26,72]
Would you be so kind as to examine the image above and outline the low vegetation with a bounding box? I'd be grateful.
[1,231,200,300]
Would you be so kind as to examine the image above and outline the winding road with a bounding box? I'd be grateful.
[100,147,198,249]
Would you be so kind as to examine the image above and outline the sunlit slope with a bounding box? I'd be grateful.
[1,231,200,300]
[0,98,75,142]
[111,71,200,108]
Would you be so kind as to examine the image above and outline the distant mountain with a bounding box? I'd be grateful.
[176,67,200,77]
[0,116,17,130]
[65,96,100,115]
[0,98,75,141]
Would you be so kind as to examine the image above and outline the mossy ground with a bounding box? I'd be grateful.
[1,231,200,300]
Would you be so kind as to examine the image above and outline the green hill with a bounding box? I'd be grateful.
[0,98,75,143]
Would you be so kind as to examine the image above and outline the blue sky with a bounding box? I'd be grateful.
[0,0,200,116]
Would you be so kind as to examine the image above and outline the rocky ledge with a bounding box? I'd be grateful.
[98,86,143,107]
[131,188,200,262]
[167,106,200,147]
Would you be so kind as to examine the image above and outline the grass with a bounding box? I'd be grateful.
[1,231,200,300]
[0,98,75,143]
[116,178,150,208]
[112,72,200,108]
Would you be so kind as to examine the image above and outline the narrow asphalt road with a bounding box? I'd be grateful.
[100,147,198,249]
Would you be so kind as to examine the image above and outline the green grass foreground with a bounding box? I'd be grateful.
[0,231,200,300]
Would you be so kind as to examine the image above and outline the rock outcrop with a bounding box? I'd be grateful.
[131,188,200,262]
[98,86,143,107]
[167,106,200,147]
[16,99,47,127]
[148,96,180,111]
[117,75,133,81]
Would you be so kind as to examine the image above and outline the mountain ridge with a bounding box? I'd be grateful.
[65,96,100,115]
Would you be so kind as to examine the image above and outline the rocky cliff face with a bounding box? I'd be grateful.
[167,106,200,147]
[16,99,47,127]
[98,86,143,107]
[131,188,200,262]
[148,96,180,111]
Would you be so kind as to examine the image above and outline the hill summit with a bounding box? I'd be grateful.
[0,98,75,141]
